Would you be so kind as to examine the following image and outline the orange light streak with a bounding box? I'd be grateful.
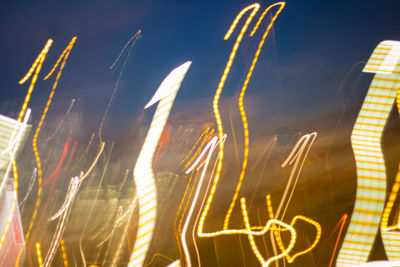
[329,214,348,267]
[36,243,43,267]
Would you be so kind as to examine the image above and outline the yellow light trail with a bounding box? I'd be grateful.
[196,2,286,237]
[7,40,52,267]
[207,2,259,233]
[128,61,191,267]
[266,194,322,263]
[36,243,43,267]
[224,1,286,230]
[60,240,68,267]
[16,37,77,267]
[241,197,296,267]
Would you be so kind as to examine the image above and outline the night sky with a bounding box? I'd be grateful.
[1,0,400,134]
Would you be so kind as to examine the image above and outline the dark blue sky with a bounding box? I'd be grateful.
[1,0,400,133]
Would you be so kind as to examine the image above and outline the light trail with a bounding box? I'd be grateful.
[184,132,319,265]
[196,2,286,236]
[224,1,286,229]
[80,133,95,164]
[17,39,53,121]
[266,194,322,263]
[241,198,296,267]
[205,2,259,234]
[47,142,104,267]
[181,135,222,267]
[79,143,110,267]
[174,128,212,262]
[328,214,348,267]
[128,61,191,267]
[336,40,400,266]
[13,42,53,267]
[111,196,137,267]
[275,132,317,221]
[18,37,77,267]
[98,30,141,143]
[19,168,37,210]
[45,98,76,142]
[36,243,44,267]
[28,139,71,267]
[49,176,80,221]
[191,140,220,267]
[60,239,68,267]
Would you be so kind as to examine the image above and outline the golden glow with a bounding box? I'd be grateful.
[36,243,44,267]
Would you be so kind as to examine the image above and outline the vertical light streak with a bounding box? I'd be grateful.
[174,128,212,261]
[181,136,221,267]
[336,40,400,266]
[329,214,348,267]
[19,37,77,267]
[60,240,68,267]
[128,61,191,267]
[224,1,286,230]
[36,243,43,267]
[111,197,137,267]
